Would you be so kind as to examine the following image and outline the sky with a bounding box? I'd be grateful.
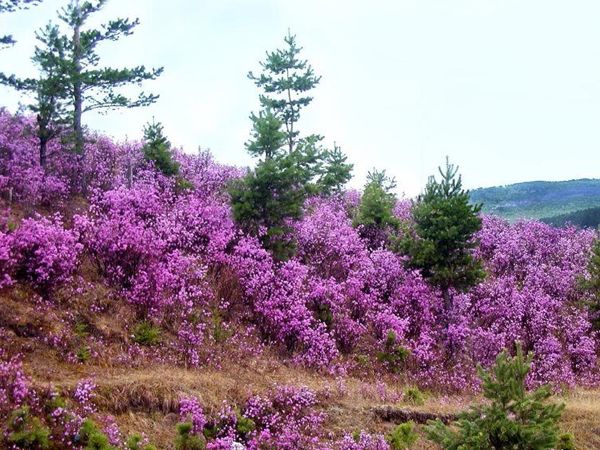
[2,0,600,197]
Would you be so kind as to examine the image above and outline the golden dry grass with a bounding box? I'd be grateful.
[20,352,600,449]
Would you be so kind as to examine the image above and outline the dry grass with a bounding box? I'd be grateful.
[20,353,600,449]
[2,269,599,449]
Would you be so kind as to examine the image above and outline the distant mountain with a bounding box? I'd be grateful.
[469,178,600,224]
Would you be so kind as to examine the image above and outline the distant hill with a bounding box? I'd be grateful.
[540,206,600,229]
[469,178,600,224]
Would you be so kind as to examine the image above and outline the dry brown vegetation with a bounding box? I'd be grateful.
[2,271,600,449]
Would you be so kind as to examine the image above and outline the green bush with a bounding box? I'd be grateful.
[386,421,419,450]
[425,344,570,450]
[76,345,91,363]
[126,433,157,450]
[236,414,256,435]
[6,407,51,449]
[132,321,161,346]
[376,331,411,372]
[175,422,206,450]
[77,419,117,450]
[404,387,425,406]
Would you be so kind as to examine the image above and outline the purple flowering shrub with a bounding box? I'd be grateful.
[10,214,82,292]
[176,385,387,450]
[0,109,598,390]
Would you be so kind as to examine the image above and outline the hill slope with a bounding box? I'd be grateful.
[470,178,600,222]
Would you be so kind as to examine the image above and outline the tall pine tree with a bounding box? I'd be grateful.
[58,0,163,156]
[1,24,70,167]
[248,31,321,154]
[232,32,352,260]
[2,0,163,187]
[403,158,484,324]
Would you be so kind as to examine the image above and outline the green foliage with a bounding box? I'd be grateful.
[74,321,90,337]
[355,170,399,228]
[404,387,425,406]
[557,433,576,450]
[402,158,484,319]
[236,415,256,435]
[232,134,351,260]
[425,344,568,450]
[174,422,206,450]
[142,119,180,177]
[78,419,117,450]
[76,345,91,363]
[354,169,400,248]
[132,321,161,346]
[126,434,157,450]
[0,23,71,166]
[541,205,600,229]
[376,331,410,373]
[235,32,352,260]
[210,307,233,344]
[386,421,419,450]
[246,109,286,160]
[7,407,51,449]
[248,31,321,153]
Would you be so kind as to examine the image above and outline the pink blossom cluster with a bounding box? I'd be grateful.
[3,214,82,292]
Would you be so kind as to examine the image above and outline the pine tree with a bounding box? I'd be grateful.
[232,32,352,259]
[0,24,70,167]
[0,0,42,48]
[316,143,353,195]
[142,119,179,177]
[2,0,163,189]
[402,158,484,323]
[425,344,574,450]
[354,169,400,248]
[56,0,163,156]
[245,109,286,160]
[248,31,321,153]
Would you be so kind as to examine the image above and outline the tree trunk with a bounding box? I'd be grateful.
[72,0,86,192]
[442,287,453,328]
[39,137,47,168]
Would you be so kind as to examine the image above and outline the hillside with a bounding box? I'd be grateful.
[1,109,599,448]
[470,178,600,222]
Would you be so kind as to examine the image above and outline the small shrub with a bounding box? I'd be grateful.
[7,407,51,449]
[76,346,91,363]
[126,434,157,450]
[236,414,256,435]
[376,331,411,373]
[404,387,424,406]
[76,419,117,450]
[425,344,570,449]
[211,308,232,344]
[557,433,576,450]
[132,321,161,346]
[74,322,90,338]
[174,422,206,450]
[386,421,418,450]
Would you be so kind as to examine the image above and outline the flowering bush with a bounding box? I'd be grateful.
[11,214,82,292]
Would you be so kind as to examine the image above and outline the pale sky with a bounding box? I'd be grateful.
[2,0,600,196]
